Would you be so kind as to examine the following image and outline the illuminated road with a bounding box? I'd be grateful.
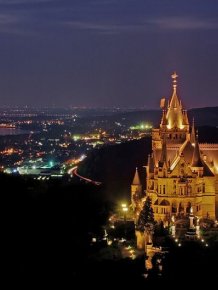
[68,166,102,186]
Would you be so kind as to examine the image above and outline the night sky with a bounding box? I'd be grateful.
[0,0,218,108]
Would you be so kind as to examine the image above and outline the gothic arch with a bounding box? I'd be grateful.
[171,200,177,214]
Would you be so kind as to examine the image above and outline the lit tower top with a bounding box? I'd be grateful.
[164,72,188,130]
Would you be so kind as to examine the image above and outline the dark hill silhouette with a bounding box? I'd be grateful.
[95,106,218,128]
[189,107,218,127]
[78,137,152,202]
[197,126,218,143]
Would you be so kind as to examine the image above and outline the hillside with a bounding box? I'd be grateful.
[78,137,152,202]
[101,106,218,127]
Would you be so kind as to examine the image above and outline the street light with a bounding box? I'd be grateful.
[123,207,128,222]
[121,204,128,238]
[121,204,128,222]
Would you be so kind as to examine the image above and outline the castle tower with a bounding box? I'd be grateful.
[131,167,142,212]
[140,72,217,223]
[152,72,190,150]
[166,72,184,130]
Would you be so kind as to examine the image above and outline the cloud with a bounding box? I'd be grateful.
[65,16,218,35]
[147,16,218,30]
[65,20,145,34]
[0,0,53,4]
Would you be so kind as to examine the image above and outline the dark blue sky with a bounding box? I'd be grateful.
[0,0,218,108]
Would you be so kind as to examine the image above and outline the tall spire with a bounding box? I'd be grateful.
[169,72,181,109]
[190,118,196,145]
[132,167,141,185]
[191,133,204,167]
[160,109,167,127]
[183,110,189,125]
[166,72,184,129]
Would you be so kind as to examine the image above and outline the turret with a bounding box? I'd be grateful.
[158,73,189,144]
[160,109,168,128]
[166,72,184,129]
[183,110,189,126]
[131,167,142,211]
[190,118,196,146]
[191,133,204,176]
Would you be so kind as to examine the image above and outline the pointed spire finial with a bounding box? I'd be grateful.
[191,131,203,167]
[132,167,141,185]
[190,118,196,145]
[171,72,178,91]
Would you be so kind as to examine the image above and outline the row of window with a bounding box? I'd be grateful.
[157,184,205,195]
[154,207,168,214]
[167,133,185,139]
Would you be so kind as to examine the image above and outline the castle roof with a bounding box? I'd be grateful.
[191,136,204,167]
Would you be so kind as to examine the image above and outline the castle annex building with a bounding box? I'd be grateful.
[131,73,218,223]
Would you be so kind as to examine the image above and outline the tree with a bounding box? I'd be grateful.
[136,197,154,232]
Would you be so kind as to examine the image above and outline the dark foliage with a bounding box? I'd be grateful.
[1,173,110,284]
[136,197,154,231]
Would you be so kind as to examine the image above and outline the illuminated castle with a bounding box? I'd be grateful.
[131,73,218,223]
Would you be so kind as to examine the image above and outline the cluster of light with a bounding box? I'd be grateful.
[73,134,101,141]
[121,203,128,212]
[59,143,69,148]
[0,148,23,155]
[16,120,33,125]
[130,123,152,130]
[42,120,64,125]
[0,123,16,128]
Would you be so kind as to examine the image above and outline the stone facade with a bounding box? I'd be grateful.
[131,73,218,223]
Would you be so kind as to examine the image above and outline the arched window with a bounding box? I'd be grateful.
[186,202,191,214]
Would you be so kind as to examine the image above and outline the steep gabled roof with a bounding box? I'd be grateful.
[192,136,204,167]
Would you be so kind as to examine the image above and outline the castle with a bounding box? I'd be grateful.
[131,73,218,224]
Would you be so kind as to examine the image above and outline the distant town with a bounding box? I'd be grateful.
[0,107,154,176]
